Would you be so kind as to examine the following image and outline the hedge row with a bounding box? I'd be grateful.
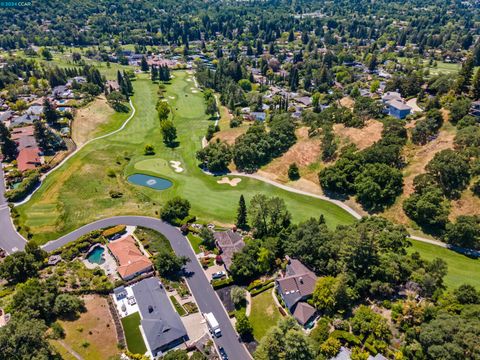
[5,171,40,202]
[102,225,126,237]
[247,278,274,292]
[250,282,275,296]
[211,277,234,290]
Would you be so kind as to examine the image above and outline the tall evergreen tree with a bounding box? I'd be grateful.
[140,56,149,72]
[472,67,480,100]
[0,122,18,161]
[43,99,58,125]
[236,195,248,230]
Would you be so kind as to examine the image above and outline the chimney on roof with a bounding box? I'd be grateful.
[299,277,304,284]
[285,255,291,264]
[148,305,154,313]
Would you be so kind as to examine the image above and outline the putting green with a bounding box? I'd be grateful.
[17,71,356,244]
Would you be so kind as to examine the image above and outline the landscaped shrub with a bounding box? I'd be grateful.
[102,225,126,238]
[5,171,40,202]
[247,278,274,292]
[53,230,104,260]
[330,330,362,346]
[211,277,234,290]
[250,282,275,296]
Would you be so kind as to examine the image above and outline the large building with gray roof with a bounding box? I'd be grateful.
[131,277,188,357]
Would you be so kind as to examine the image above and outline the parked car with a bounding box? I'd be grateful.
[211,271,226,280]
[218,346,228,360]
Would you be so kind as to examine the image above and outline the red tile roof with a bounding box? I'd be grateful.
[107,235,153,280]
[17,147,41,172]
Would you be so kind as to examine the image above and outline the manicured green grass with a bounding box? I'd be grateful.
[134,226,173,254]
[169,295,187,316]
[408,240,480,290]
[187,233,203,254]
[121,312,147,355]
[17,71,355,243]
[249,290,282,341]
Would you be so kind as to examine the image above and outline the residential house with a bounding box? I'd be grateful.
[10,114,39,127]
[132,277,188,357]
[294,96,312,107]
[214,229,245,271]
[331,347,387,360]
[107,235,153,280]
[52,85,74,99]
[0,110,14,125]
[26,105,44,116]
[67,76,86,87]
[276,256,317,327]
[16,147,42,172]
[382,91,411,119]
[11,126,37,150]
[106,80,120,92]
[470,100,480,118]
[386,99,412,119]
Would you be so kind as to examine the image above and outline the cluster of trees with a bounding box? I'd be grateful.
[0,122,18,161]
[403,144,480,242]
[319,118,406,211]
[117,70,134,98]
[33,120,66,155]
[233,114,296,172]
[156,100,178,147]
[160,197,191,224]
[197,113,296,173]
[0,243,87,358]
[411,109,443,145]
[151,65,171,82]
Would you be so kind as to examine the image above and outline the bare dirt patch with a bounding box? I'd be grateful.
[262,127,322,182]
[55,295,119,360]
[72,96,115,146]
[450,189,480,219]
[212,125,249,145]
[402,129,455,196]
[339,96,355,110]
[333,119,383,150]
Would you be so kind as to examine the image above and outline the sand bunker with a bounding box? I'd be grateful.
[169,160,184,173]
[168,96,175,99]
[217,177,242,187]
[161,99,168,102]
[186,78,192,82]
[191,90,199,93]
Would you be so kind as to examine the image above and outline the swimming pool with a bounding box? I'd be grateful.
[86,246,105,265]
[127,173,173,190]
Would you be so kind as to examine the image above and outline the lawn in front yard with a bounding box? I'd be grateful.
[187,233,203,254]
[249,290,282,341]
[121,312,147,355]
[51,295,120,360]
[409,240,480,290]
[134,226,173,255]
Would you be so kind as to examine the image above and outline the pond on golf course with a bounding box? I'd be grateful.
[127,173,173,190]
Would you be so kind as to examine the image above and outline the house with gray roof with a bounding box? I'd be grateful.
[26,105,44,116]
[214,229,245,270]
[10,114,39,127]
[131,277,188,357]
[331,347,387,360]
[276,256,317,327]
